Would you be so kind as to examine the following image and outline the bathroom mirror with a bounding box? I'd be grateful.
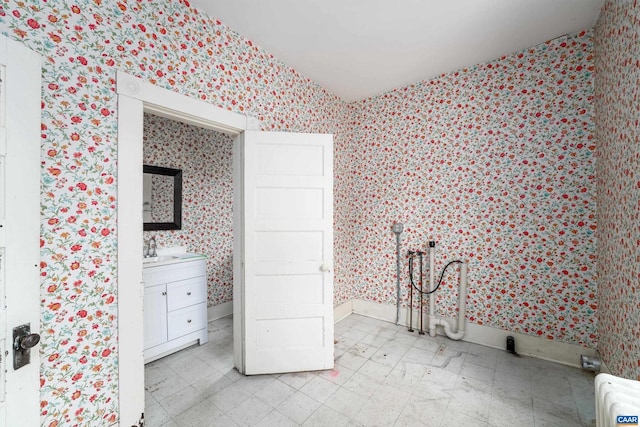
[143,165,182,231]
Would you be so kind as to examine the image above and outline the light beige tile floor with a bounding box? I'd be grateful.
[145,314,596,427]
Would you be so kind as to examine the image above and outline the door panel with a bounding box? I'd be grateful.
[255,144,324,176]
[242,131,333,375]
[255,275,324,305]
[256,187,324,219]
[255,231,323,261]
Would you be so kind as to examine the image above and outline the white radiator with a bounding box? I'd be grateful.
[595,373,640,427]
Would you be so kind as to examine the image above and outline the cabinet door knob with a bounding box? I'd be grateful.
[162,291,167,296]
[187,319,192,323]
[187,291,191,296]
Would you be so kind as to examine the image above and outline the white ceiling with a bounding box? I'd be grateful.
[191,0,604,102]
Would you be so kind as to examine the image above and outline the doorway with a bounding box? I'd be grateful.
[142,113,235,321]
[117,72,335,426]
[116,70,251,425]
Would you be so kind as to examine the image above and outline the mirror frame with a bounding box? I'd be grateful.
[143,165,183,231]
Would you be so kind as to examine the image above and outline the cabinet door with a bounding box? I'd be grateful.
[144,284,168,349]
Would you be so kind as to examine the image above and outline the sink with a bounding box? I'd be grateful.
[143,255,178,264]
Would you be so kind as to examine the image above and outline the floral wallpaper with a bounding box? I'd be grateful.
[143,113,235,307]
[594,1,640,381]
[347,31,597,348]
[0,0,347,425]
[1,0,628,423]
[148,174,174,223]
[142,110,358,309]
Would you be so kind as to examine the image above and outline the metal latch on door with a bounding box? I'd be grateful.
[13,323,40,370]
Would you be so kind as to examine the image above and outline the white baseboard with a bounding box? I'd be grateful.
[349,299,597,369]
[334,300,353,322]
[207,301,232,321]
[215,297,594,370]
[352,298,418,328]
[463,322,597,369]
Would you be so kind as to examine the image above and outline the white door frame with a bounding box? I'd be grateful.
[0,35,41,427]
[116,71,256,425]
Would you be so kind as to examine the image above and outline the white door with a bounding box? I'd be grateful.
[239,131,334,375]
[0,36,42,426]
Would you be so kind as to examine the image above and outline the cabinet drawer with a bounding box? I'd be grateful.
[167,302,207,340]
[144,258,206,286]
[167,276,207,311]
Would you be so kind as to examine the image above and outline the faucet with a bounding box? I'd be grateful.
[148,236,157,258]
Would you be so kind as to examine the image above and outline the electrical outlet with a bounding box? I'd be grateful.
[506,336,515,354]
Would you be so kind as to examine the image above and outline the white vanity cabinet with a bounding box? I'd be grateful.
[143,256,208,363]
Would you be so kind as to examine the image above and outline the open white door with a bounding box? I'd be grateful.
[0,36,42,426]
[240,131,334,375]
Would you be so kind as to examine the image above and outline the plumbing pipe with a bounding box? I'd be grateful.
[426,240,468,340]
[428,241,436,337]
[407,251,414,332]
[395,231,401,325]
[392,223,403,325]
[418,252,424,335]
[432,262,467,340]
[457,262,468,336]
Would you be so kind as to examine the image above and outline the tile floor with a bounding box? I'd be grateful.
[145,314,596,426]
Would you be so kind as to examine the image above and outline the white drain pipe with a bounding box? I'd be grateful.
[428,242,436,337]
[427,242,468,340]
[392,223,404,325]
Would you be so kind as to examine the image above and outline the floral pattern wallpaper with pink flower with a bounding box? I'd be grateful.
[347,30,597,348]
[148,174,175,223]
[3,0,639,423]
[0,1,347,425]
[143,113,235,307]
[594,1,640,381]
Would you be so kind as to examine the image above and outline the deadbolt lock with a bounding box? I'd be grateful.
[13,323,40,370]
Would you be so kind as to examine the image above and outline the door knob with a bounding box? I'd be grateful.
[15,333,40,350]
[13,323,40,370]
[320,264,332,272]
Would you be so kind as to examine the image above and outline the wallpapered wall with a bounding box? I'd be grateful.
[143,113,235,307]
[594,1,640,380]
[0,1,348,425]
[348,31,597,348]
[0,0,620,424]
[146,175,174,222]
